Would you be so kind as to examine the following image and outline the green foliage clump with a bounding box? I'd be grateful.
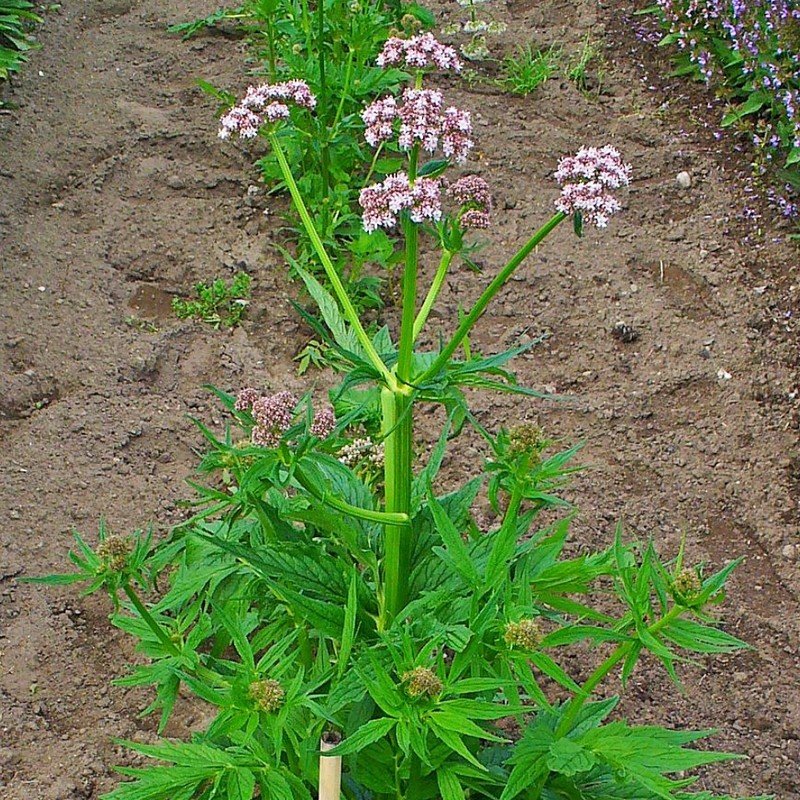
[172,272,251,329]
[499,43,561,96]
[0,0,41,81]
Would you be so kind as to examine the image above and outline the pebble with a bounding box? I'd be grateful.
[781,544,797,560]
[166,174,185,190]
[676,171,692,188]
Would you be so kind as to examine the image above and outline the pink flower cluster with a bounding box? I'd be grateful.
[218,80,316,140]
[377,33,462,73]
[361,88,473,163]
[235,388,336,445]
[449,175,492,229]
[359,172,442,232]
[554,145,632,228]
[310,406,336,438]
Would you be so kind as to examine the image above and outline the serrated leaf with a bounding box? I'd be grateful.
[546,737,596,776]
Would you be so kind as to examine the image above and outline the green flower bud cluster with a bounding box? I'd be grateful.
[249,678,285,712]
[504,618,542,650]
[402,667,443,699]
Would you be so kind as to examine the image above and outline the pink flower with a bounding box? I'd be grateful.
[409,177,442,224]
[310,406,336,438]
[218,80,316,140]
[554,145,631,228]
[362,96,399,147]
[449,175,492,208]
[377,33,462,73]
[460,209,491,229]
[219,106,262,139]
[250,390,298,447]
[359,172,442,232]
[398,88,443,152]
[449,175,492,229]
[234,387,260,412]
[441,107,473,163]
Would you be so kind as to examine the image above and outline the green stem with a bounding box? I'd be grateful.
[412,250,454,341]
[555,604,685,737]
[332,47,355,131]
[268,133,398,391]
[316,0,331,203]
[123,582,181,656]
[396,145,420,385]
[417,212,566,386]
[380,387,414,627]
[294,465,409,525]
[265,17,277,80]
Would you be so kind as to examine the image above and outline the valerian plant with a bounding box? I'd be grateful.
[35,31,766,800]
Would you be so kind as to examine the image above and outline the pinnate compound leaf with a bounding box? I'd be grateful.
[662,618,749,654]
[437,768,466,800]
[546,737,596,777]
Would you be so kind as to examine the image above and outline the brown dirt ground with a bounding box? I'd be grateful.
[0,1,798,798]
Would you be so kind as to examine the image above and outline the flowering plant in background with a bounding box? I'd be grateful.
[442,0,508,62]
[35,29,760,800]
[652,0,800,219]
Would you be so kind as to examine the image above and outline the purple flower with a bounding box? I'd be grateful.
[251,390,298,447]
[409,177,443,224]
[460,209,491,229]
[310,406,336,438]
[554,145,631,228]
[377,33,462,73]
[234,387,260,412]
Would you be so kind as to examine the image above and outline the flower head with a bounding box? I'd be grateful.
[251,390,298,447]
[398,88,444,152]
[402,666,443,698]
[450,174,492,228]
[338,437,384,468]
[234,387,260,412]
[672,568,703,604]
[358,172,442,232]
[249,679,284,713]
[310,406,336,438]
[362,96,399,147]
[377,33,462,73]
[504,619,542,650]
[441,107,474,163]
[96,536,132,573]
[554,145,631,228]
[218,80,316,140]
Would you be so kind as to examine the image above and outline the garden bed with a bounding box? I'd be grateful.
[0,0,798,798]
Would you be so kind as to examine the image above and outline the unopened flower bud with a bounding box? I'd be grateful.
[402,667,443,698]
[249,678,285,712]
[310,406,336,438]
[504,619,542,650]
[96,536,132,573]
[507,422,545,458]
[672,568,702,604]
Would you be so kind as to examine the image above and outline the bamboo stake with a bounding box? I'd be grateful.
[318,734,342,800]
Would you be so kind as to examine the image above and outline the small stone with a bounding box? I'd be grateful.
[782,544,797,560]
[676,171,692,189]
[717,368,732,382]
[611,321,640,343]
[166,174,185,190]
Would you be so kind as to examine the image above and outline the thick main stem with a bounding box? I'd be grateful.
[380,387,414,627]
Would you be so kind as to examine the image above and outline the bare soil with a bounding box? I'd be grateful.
[1,1,798,798]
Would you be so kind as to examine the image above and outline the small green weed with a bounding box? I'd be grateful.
[499,43,561,95]
[567,35,603,93]
[172,272,251,329]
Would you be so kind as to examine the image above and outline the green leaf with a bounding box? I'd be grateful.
[227,767,256,800]
[338,570,359,679]
[437,768,465,800]
[786,147,800,167]
[662,618,748,654]
[327,717,397,755]
[295,265,361,356]
[427,484,479,587]
[546,737,596,776]
[418,158,450,178]
[721,94,767,127]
